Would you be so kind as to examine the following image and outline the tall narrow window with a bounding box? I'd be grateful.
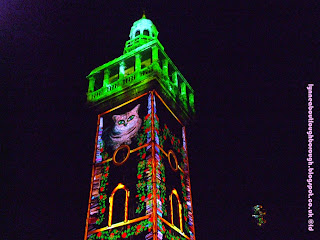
[108,183,130,226]
[135,30,140,37]
[170,189,183,231]
[143,29,149,36]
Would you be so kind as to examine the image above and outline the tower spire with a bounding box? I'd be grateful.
[124,14,159,53]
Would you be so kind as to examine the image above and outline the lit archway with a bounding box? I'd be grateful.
[170,189,183,231]
[108,183,130,226]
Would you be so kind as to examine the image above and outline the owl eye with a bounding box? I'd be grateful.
[118,120,125,125]
[127,115,135,121]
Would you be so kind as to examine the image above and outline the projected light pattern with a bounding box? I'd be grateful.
[84,13,196,240]
[96,117,104,163]
[84,92,196,240]
[252,205,267,227]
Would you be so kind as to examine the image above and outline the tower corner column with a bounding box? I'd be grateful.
[119,61,126,79]
[135,54,141,72]
[152,46,159,63]
[103,69,110,87]
[88,76,95,93]
[150,90,158,240]
[162,59,168,77]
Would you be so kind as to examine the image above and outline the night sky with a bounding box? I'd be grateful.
[2,1,319,239]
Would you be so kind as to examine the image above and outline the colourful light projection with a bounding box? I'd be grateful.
[108,183,130,226]
[84,14,196,240]
[84,91,196,240]
[252,205,267,227]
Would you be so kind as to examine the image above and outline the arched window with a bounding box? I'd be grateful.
[135,30,140,37]
[170,189,183,231]
[143,29,149,36]
[108,183,130,226]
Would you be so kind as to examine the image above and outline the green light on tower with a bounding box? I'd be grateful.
[84,14,196,240]
[86,14,195,120]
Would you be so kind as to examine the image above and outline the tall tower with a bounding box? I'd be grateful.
[84,14,196,240]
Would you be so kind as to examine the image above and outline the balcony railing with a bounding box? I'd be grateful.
[124,36,154,53]
[87,64,157,102]
[87,62,195,113]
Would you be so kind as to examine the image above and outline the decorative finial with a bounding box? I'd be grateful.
[142,10,146,19]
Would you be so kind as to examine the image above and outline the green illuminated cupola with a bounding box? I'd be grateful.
[87,14,195,124]
[124,13,159,54]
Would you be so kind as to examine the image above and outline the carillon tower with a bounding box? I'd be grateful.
[84,14,196,240]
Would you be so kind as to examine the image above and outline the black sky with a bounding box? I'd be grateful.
[2,1,319,239]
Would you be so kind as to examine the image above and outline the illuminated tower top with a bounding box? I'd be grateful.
[87,14,195,124]
[125,13,159,53]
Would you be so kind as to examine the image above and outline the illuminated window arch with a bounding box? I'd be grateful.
[143,29,149,36]
[135,30,140,37]
[170,189,183,231]
[108,183,130,226]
